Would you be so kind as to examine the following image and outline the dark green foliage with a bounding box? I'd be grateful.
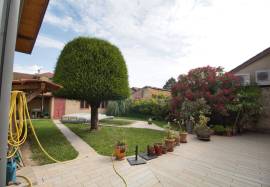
[163,77,176,90]
[179,98,211,123]
[53,37,129,129]
[212,124,226,135]
[99,118,133,126]
[129,95,169,120]
[53,37,130,102]
[106,95,169,120]
[106,99,131,116]
[226,85,262,131]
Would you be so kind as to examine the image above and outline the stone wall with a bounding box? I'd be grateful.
[256,87,270,132]
[64,99,106,116]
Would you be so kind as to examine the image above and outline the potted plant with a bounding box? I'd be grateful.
[225,126,233,136]
[114,129,127,160]
[154,143,163,156]
[148,118,152,125]
[147,145,156,156]
[162,144,167,154]
[174,133,180,146]
[194,114,211,141]
[178,120,188,143]
[232,126,237,135]
[164,123,175,152]
[114,140,127,160]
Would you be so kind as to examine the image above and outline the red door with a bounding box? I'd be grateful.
[53,98,66,119]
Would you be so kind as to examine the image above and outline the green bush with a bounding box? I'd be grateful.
[106,99,131,116]
[226,85,262,131]
[179,98,211,122]
[129,95,169,120]
[212,125,225,135]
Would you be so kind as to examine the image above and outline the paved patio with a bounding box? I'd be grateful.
[17,121,270,187]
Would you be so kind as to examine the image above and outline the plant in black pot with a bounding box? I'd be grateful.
[194,114,212,141]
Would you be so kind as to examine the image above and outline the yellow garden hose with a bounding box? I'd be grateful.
[8,91,127,186]
[7,91,61,187]
[8,91,61,163]
[16,175,33,187]
[111,153,128,187]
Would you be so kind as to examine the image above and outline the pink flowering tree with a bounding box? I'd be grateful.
[171,66,240,123]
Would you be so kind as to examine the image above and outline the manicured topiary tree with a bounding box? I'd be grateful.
[53,37,130,130]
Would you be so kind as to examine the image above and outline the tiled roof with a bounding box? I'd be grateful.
[230,47,270,73]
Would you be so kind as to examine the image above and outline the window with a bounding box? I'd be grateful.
[235,74,250,86]
[80,100,89,109]
[256,70,270,85]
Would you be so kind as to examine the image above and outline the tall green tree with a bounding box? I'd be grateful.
[163,77,176,90]
[53,37,130,130]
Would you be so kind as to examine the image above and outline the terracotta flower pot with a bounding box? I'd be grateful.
[154,143,163,156]
[162,145,167,154]
[115,145,126,160]
[226,128,232,136]
[174,136,180,146]
[165,139,175,152]
[147,145,156,156]
[179,132,188,143]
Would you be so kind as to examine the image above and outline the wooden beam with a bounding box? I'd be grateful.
[17,34,34,41]
[15,0,49,54]
[12,84,41,90]
[27,90,41,102]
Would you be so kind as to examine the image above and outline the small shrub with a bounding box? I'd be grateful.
[212,125,225,135]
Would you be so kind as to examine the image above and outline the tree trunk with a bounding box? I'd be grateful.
[90,103,100,130]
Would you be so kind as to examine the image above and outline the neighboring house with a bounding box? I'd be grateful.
[131,86,171,100]
[231,47,270,132]
[13,72,107,119]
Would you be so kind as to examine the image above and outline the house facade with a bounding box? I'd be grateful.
[131,86,171,100]
[231,47,270,132]
[13,72,107,119]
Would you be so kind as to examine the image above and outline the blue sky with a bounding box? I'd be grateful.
[14,0,270,87]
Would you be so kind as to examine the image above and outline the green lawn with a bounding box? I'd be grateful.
[65,123,166,156]
[99,118,133,126]
[29,120,78,165]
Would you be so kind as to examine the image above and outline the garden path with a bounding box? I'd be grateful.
[101,120,164,131]
[53,120,98,158]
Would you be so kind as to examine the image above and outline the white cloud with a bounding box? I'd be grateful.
[13,64,49,74]
[36,35,65,49]
[44,0,270,87]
